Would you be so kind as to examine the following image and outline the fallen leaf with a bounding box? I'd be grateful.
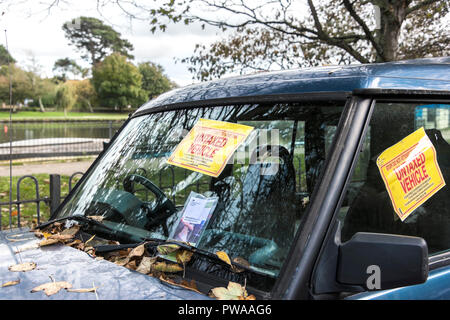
[66,286,98,293]
[33,231,44,238]
[136,256,157,274]
[42,232,52,239]
[48,234,74,241]
[66,239,82,247]
[87,215,104,222]
[180,279,201,293]
[216,251,232,266]
[84,246,95,256]
[39,238,59,247]
[210,281,254,300]
[159,276,201,294]
[114,256,129,266]
[125,260,137,270]
[60,225,80,237]
[157,243,180,255]
[232,257,250,273]
[152,262,183,273]
[176,250,194,265]
[1,279,20,287]
[14,243,39,253]
[8,262,36,272]
[31,281,72,296]
[128,243,145,259]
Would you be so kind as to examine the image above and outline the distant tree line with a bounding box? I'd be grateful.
[0,16,176,112]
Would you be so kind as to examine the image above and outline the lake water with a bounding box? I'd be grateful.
[0,121,124,143]
[0,121,124,160]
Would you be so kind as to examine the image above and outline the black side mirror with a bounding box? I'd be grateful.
[337,232,428,290]
[103,141,109,151]
[313,222,428,294]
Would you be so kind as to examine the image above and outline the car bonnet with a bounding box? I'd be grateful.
[0,228,209,300]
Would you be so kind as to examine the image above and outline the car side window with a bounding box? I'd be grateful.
[340,102,450,255]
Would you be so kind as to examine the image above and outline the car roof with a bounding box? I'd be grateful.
[136,57,450,114]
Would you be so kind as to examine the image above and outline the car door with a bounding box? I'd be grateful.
[337,98,450,299]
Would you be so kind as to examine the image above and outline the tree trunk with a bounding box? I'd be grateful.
[375,1,408,62]
[87,100,94,113]
[38,97,45,113]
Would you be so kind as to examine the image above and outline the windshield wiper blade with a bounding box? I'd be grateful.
[92,236,254,273]
[145,239,256,274]
[36,215,114,233]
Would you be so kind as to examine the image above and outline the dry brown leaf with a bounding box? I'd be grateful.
[67,286,98,293]
[31,281,72,296]
[66,239,82,247]
[232,257,250,273]
[48,234,74,241]
[114,256,129,266]
[125,260,137,270]
[14,243,39,253]
[136,256,157,274]
[152,262,183,273]
[60,225,80,237]
[159,276,201,294]
[181,279,200,293]
[87,215,104,222]
[84,246,95,256]
[1,279,20,287]
[210,281,254,300]
[8,262,36,272]
[39,238,59,247]
[128,244,145,260]
[33,231,44,239]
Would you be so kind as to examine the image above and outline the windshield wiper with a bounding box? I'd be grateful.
[39,217,257,274]
[155,240,256,273]
[95,237,255,274]
[103,240,255,273]
[36,215,114,233]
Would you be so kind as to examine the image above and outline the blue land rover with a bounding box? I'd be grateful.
[0,57,449,300]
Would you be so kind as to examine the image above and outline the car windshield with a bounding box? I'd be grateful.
[56,102,344,279]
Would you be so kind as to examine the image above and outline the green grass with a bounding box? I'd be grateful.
[0,111,129,121]
[0,174,81,228]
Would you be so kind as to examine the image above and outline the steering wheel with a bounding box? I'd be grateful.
[123,174,176,235]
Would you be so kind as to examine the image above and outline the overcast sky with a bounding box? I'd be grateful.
[0,0,224,86]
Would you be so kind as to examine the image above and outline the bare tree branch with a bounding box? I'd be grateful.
[307,0,370,63]
[342,0,385,61]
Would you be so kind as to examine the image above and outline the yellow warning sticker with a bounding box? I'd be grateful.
[377,127,446,221]
[167,119,254,177]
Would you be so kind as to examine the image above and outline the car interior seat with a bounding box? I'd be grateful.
[199,145,297,266]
